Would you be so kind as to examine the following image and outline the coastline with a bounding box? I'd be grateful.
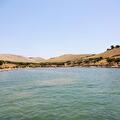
[0,65,120,72]
[0,47,120,70]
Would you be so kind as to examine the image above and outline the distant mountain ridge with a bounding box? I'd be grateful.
[0,46,120,63]
[46,54,93,63]
[0,54,45,63]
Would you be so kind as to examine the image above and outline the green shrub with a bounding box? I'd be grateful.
[114,58,120,63]
[0,60,4,65]
[106,58,113,63]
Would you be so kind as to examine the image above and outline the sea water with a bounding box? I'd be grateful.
[0,68,120,120]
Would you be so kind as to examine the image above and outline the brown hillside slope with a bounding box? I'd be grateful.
[0,54,44,63]
[28,57,45,63]
[46,54,93,63]
[89,48,120,59]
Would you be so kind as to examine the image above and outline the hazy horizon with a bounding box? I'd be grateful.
[0,0,120,58]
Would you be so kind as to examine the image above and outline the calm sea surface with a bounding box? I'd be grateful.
[0,68,120,120]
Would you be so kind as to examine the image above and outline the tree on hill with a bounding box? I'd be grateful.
[107,48,111,51]
[115,45,120,48]
[106,58,113,64]
[111,45,114,49]
[83,59,89,64]
[0,60,4,65]
[107,45,120,51]
[94,57,103,62]
[114,58,120,64]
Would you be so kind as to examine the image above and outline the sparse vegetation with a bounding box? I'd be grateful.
[111,45,114,49]
[0,60,4,65]
[114,58,120,63]
[106,58,113,63]
[0,45,120,69]
[115,45,120,48]
[107,45,120,51]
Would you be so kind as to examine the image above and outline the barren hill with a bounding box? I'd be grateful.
[0,47,120,63]
[0,54,44,63]
[46,54,93,63]
[89,48,120,59]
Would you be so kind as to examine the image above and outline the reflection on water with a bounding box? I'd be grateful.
[0,68,120,120]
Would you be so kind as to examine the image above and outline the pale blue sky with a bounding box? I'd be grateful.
[0,0,120,58]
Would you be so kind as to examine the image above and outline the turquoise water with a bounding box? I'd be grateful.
[0,68,120,120]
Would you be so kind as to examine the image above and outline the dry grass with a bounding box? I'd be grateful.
[46,54,92,63]
[0,48,120,63]
[0,54,44,63]
[89,48,120,59]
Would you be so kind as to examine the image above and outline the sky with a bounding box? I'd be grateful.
[0,0,120,58]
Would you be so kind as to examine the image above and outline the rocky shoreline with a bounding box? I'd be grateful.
[0,65,120,72]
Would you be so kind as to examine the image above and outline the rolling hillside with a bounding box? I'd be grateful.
[89,48,120,59]
[46,54,93,63]
[0,46,120,64]
[0,54,44,63]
